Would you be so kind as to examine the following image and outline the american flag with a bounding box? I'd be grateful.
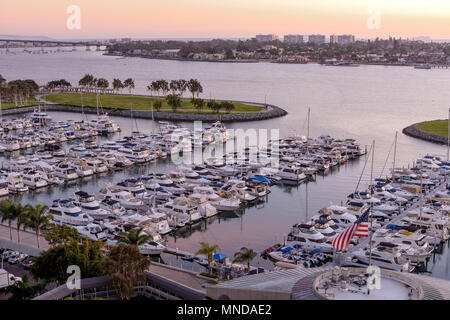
[332,208,370,251]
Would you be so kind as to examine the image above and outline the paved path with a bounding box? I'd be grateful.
[0,223,50,255]
[148,262,209,293]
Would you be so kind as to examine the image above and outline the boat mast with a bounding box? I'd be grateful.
[0,92,2,118]
[96,94,99,117]
[447,107,450,162]
[419,158,423,220]
[392,131,398,182]
[306,107,310,154]
[368,140,375,268]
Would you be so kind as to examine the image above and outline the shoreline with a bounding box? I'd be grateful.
[103,53,447,68]
[402,120,449,144]
[2,99,288,123]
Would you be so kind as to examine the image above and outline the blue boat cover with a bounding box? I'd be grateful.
[213,253,228,261]
[280,246,293,253]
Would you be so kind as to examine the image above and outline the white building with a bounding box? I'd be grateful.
[337,34,355,44]
[284,34,304,44]
[255,34,279,42]
[308,35,326,44]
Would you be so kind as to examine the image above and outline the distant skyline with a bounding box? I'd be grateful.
[1,0,450,40]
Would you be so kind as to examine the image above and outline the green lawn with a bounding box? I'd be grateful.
[1,97,41,110]
[416,120,449,137]
[42,93,263,114]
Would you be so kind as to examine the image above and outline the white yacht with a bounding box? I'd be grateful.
[144,181,173,200]
[54,162,79,181]
[115,144,150,163]
[7,173,28,193]
[193,186,241,211]
[348,245,412,272]
[1,138,20,151]
[73,191,110,220]
[0,179,9,197]
[116,179,147,199]
[138,240,166,255]
[153,174,186,195]
[287,224,334,253]
[70,159,94,177]
[99,197,127,218]
[49,199,93,226]
[85,157,108,174]
[144,209,172,235]
[75,223,108,241]
[158,197,203,225]
[99,185,144,209]
[277,166,307,181]
[22,170,48,189]
[186,193,218,218]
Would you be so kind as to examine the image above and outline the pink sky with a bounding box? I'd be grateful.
[1,0,450,39]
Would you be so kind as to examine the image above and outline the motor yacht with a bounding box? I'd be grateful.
[49,199,93,226]
[73,191,110,220]
[7,172,28,193]
[22,170,48,189]
[99,185,144,209]
[75,223,108,241]
[54,162,79,181]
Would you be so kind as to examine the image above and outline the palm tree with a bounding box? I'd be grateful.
[169,80,179,95]
[195,242,219,273]
[96,78,109,94]
[112,78,123,94]
[0,200,14,240]
[25,204,52,248]
[118,228,152,246]
[149,81,160,96]
[78,74,94,93]
[158,80,169,96]
[166,94,181,113]
[123,78,135,95]
[178,79,188,98]
[9,203,27,243]
[232,247,257,270]
[187,79,203,98]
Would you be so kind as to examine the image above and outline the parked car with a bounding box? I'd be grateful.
[1,250,18,262]
[0,269,22,290]
[21,257,35,270]
[8,253,28,264]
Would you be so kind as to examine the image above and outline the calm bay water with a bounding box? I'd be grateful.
[1,48,450,278]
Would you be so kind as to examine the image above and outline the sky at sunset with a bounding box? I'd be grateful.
[1,0,450,40]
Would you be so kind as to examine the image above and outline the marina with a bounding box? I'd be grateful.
[1,48,450,284]
[0,108,449,283]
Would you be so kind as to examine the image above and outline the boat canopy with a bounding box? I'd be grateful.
[280,247,293,253]
[213,253,227,261]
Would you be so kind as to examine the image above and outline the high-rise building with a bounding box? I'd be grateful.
[255,34,279,42]
[308,34,326,44]
[284,34,304,44]
[329,35,338,44]
[337,35,355,44]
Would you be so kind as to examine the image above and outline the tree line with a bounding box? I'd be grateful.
[0,75,39,107]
